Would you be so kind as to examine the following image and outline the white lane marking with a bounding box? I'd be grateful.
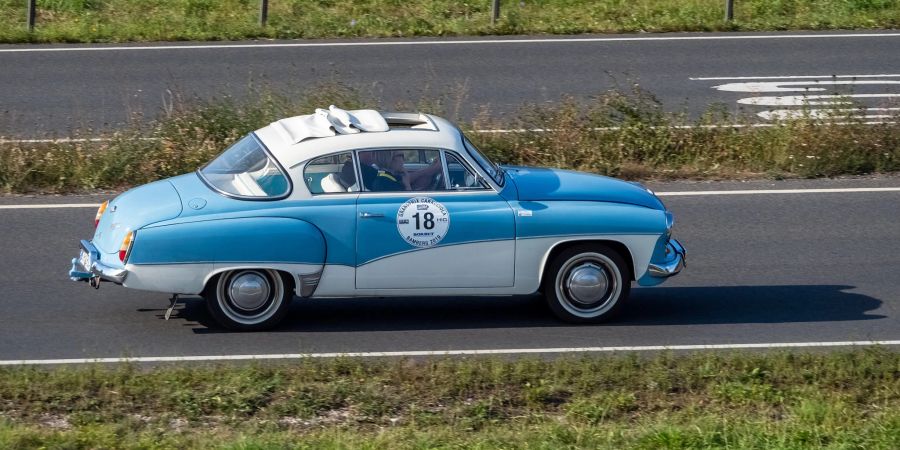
[0,203,102,209]
[0,137,155,144]
[655,187,900,196]
[0,33,898,53]
[1,187,899,210]
[473,121,898,133]
[692,73,900,81]
[703,76,900,122]
[714,80,900,93]
[738,93,900,106]
[757,108,900,121]
[2,340,899,365]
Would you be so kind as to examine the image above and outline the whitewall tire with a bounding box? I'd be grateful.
[543,244,631,323]
[204,269,293,331]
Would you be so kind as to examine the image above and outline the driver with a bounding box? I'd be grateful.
[370,151,443,191]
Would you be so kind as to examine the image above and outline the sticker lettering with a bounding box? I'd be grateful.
[397,197,450,248]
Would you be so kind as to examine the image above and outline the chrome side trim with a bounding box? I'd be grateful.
[647,238,685,278]
[298,269,323,297]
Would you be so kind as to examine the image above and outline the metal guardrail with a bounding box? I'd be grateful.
[22,0,272,30]
[487,1,735,26]
[27,0,35,31]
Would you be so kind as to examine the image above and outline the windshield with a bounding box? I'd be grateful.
[462,135,504,186]
[199,134,290,199]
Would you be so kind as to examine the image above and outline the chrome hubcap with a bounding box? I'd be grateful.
[555,252,622,318]
[228,272,270,311]
[566,263,609,305]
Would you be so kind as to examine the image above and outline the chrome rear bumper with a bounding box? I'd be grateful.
[648,238,685,278]
[69,239,127,284]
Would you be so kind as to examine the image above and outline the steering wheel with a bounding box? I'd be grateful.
[429,171,444,191]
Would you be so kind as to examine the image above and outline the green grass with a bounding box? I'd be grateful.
[1,82,898,194]
[0,0,898,43]
[0,349,898,448]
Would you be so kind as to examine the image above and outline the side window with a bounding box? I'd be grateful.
[445,152,488,190]
[362,149,445,192]
[304,152,357,194]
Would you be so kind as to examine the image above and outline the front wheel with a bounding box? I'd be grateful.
[204,269,293,331]
[544,244,631,324]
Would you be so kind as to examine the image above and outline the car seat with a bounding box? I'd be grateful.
[320,173,348,193]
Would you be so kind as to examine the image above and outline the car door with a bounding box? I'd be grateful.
[355,149,516,289]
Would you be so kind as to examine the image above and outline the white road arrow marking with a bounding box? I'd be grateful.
[737,93,900,106]
[714,80,900,93]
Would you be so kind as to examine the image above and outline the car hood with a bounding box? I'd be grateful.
[92,179,183,254]
[505,166,664,210]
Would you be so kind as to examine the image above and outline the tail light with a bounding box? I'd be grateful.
[119,231,134,263]
[94,200,109,229]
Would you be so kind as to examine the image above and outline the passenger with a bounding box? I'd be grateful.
[371,152,411,191]
[340,150,378,189]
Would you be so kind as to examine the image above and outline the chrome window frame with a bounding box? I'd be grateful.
[460,132,504,187]
[351,146,499,196]
[442,150,490,191]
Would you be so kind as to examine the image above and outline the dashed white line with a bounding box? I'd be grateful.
[2,340,898,365]
[0,33,897,53]
[1,187,897,210]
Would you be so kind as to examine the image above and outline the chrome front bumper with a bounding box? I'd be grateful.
[648,238,685,278]
[69,239,127,284]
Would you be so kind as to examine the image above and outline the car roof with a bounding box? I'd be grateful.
[254,108,464,168]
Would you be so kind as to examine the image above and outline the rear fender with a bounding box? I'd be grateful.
[129,217,326,295]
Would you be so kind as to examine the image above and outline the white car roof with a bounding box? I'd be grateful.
[253,107,464,169]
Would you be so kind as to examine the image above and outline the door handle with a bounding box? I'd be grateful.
[359,212,384,218]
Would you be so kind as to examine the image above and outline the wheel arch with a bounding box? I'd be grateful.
[539,239,636,285]
[202,264,303,297]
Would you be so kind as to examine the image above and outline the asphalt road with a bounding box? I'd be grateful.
[0,176,898,361]
[1,31,899,137]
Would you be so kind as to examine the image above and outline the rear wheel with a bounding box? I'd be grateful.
[543,244,631,323]
[204,269,293,331]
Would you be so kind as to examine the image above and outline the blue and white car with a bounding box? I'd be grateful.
[70,106,685,330]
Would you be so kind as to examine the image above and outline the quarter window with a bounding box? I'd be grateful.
[445,152,488,190]
[305,152,357,194]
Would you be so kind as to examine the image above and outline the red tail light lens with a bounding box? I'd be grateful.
[94,200,109,229]
[119,231,134,263]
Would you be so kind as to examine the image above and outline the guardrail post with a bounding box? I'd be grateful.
[259,0,269,27]
[491,0,500,25]
[725,0,734,22]
[27,0,36,32]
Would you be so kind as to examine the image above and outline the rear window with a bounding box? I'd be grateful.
[199,134,290,199]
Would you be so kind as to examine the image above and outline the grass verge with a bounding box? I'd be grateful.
[0,0,899,44]
[0,349,898,448]
[1,82,898,194]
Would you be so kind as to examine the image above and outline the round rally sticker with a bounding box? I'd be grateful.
[397,197,450,248]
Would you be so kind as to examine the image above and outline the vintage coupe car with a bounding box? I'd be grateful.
[70,106,685,330]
